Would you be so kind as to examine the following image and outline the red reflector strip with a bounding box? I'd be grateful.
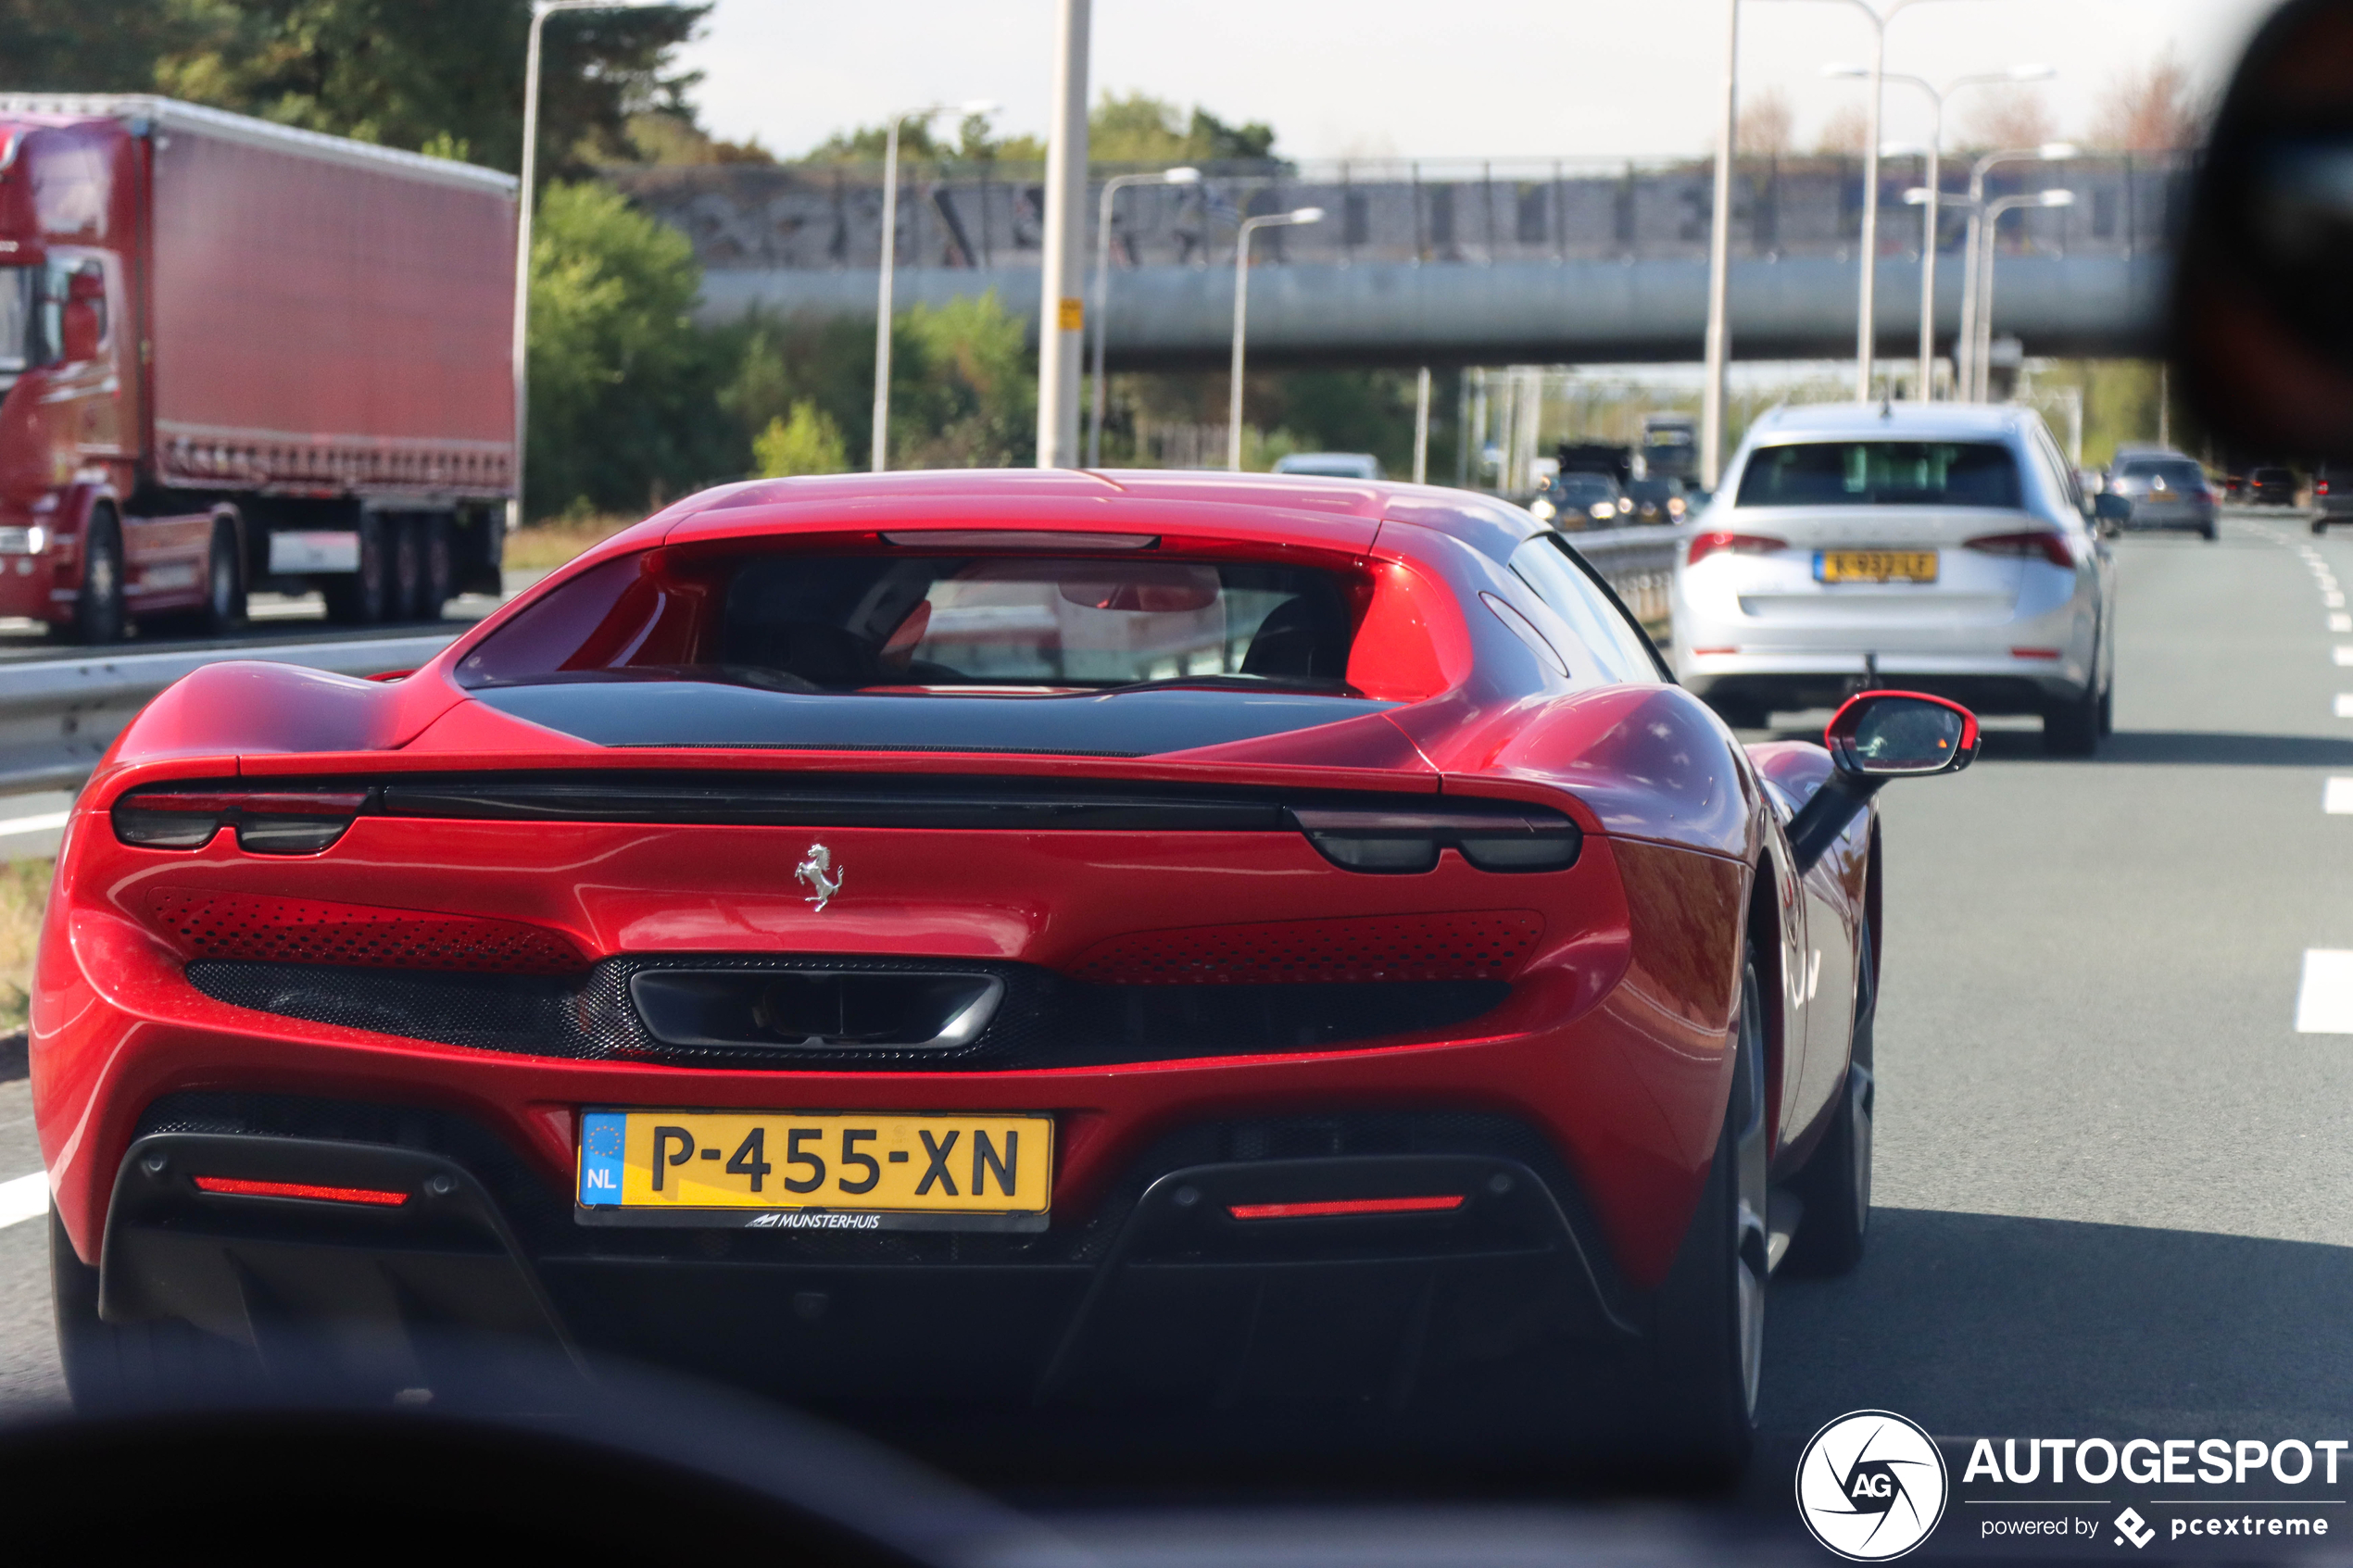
[1227,1194,1466,1221]
[2009,647,2063,659]
[192,1175,409,1207]
[1691,646,1739,656]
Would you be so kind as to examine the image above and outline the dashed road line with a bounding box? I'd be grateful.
[2324,779,2353,814]
[2296,951,2353,1033]
[0,1172,46,1229]
[0,809,68,838]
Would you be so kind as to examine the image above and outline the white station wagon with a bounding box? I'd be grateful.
[1671,403,2118,755]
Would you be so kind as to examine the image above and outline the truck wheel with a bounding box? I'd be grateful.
[69,506,125,645]
[420,515,454,621]
[388,518,422,622]
[202,517,245,636]
[323,513,387,624]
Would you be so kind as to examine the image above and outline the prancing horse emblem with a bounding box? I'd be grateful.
[795,842,844,912]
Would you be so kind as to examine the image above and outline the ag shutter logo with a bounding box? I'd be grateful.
[1796,1410,1951,1561]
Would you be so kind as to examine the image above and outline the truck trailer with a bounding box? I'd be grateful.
[0,95,516,642]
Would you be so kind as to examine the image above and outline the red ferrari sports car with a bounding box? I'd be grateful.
[33,469,1973,1470]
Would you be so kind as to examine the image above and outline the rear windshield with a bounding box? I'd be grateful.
[459,549,1359,694]
[2118,458,2207,487]
[1737,441,2023,508]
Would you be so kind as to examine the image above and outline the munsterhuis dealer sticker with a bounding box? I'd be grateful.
[1795,1411,2352,1557]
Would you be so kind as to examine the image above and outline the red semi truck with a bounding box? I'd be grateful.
[0,94,516,642]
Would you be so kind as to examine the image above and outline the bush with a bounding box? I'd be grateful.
[754,401,850,477]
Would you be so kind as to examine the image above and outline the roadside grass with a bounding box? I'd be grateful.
[0,859,52,1036]
[503,513,641,572]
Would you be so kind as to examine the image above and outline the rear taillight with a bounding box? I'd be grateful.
[1288,805,1581,874]
[2322,481,2333,495]
[1687,531,1787,566]
[1963,531,2074,569]
[113,786,371,854]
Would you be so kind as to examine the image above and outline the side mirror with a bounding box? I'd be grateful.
[1787,691,1980,872]
[59,298,100,362]
[2172,0,2353,457]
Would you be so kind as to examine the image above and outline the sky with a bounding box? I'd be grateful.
[673,0,2282,166]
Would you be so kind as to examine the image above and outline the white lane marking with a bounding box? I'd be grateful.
[2330,592,2347,608]
[2327,779,2353,813]
[2335,695,2353,717]
[2334,615,2352,633]
[0,809,68,836]
[2298,950,2353,1032]
[0,1171,47,1228]
[2337,648,2353,666]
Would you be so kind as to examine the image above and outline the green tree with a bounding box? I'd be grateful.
[800,94,1277,169]
[722,294,1035,472]
[0,0,708,179]
[753,402,849,477]
[526,180,743,517]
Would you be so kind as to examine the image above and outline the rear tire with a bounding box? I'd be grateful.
[388,517,422,622]
[69,506,125,645]
[202,516,245,636]
[322,513,387,624]
[52,1210,258,1414]
[419,514,453,621]
[2042,685,2098,757]
[2098,676,2115,736]
[1643,947,1767,1476]
[2314,519,2331,535]
[1784,926,1874,1276]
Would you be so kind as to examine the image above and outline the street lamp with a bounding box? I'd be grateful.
[872,97,999,472]
[1971,188,2074,400]
[513,0,688,526]
[1699,0,1976,486]
[1227,207,1324,472]
[1825,60,2053,401]
[1957,142,2076,399]
[1086,166,1201,469]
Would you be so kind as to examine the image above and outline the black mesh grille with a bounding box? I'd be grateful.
[184,955,1508,1072]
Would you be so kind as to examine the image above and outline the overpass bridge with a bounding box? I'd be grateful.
[609,154,2184,367]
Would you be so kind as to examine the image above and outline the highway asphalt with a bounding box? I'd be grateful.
[0,514,2348,1488]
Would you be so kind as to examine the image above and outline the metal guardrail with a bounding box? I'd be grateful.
[0,634,459,797]
[0,528,1689,799]
[1561,521,1688,635]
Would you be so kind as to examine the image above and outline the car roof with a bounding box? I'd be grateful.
[596,467,1551,568]
[1744,401,2036,445]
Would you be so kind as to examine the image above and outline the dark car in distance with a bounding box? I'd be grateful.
[2251,465,2301,506]
[2104,451,2218,539]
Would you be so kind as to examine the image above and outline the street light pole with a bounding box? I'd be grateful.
[1975,187,2074,401]
[1830,62,2052,401]
[1087,166,1199,469]
[873,98,996,473]
[1412,366,1432,483]
[1701,0,1739,492]
[512,0,684,527]
[1227,207,1324,472]
[1957,142,2076,399]
[1036,0,1091,469]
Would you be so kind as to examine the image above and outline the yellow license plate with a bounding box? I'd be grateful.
[1818,549,1939,583]
[576,1110,1053,1231]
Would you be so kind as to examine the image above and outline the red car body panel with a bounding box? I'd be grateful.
[32,471,1875,1319]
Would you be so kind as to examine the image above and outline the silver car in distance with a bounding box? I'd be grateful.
[1671,403,2116,756]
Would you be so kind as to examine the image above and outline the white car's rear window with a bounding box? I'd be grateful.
[1738,441,2022,508]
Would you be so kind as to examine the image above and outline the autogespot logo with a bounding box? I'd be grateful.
[1796,1410,1952,1562]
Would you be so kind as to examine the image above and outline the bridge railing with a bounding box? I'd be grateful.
[610,153,2189,277]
